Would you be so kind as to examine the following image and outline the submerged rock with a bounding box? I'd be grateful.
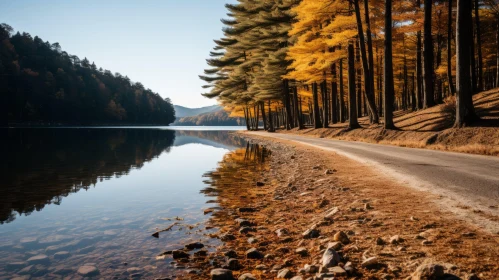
[77,265,100,277]
[27,254,50,265]
[185,242,204,250]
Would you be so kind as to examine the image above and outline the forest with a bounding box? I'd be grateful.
[200,0,499,131]
[1,24,175,125]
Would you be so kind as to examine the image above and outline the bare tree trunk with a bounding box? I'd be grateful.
[267,100,274,132]
[312,82,322,128]
[447,0,456,96]
[244,107,250,130]
[423,0,435,108]
[347,43,360,129]
[322,79,329,128]
[293,86,303,129]
[260,102,267,131]
[331,62,338,124]
[416,0,424,109]
[353,0,379,123]
[455,0,478,127]
[384,0,396,129]
[497,18,499,87]
[339,59,345,123]
[364,0,376,118]
[475,0,483,91]
[283,79,293,130]
[356,41,362,117]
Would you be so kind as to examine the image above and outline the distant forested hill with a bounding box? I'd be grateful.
[174,110,245,126]
[1,24,175,125]
[173,104,221,118]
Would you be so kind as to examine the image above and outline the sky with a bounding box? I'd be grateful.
[0,0,236,108]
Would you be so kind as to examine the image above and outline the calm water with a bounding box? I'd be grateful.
[0,127,247,279]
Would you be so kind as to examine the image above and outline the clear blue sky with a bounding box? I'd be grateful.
[0,0,235,108]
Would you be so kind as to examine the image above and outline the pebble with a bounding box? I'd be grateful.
[224,250,238,258]
[295,247,308,256]
[185,242,204,250]
[361,257,378,267]
[53,251,70,260]
[211,268,235,280]
[321,247,340,268]
[411,262,444,279]
[389,235,403,244]
[77,265,100,277]
[376,237,385,245]
[27,254,50,265]
[277,268,293,278]
[329,266,347,276]
[333,231,350,244]
[238,273,256,280]
[227,258,240,270]
[245,248,263,259]
[302,228,320,239]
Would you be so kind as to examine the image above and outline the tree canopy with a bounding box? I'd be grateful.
[1,24,175,125]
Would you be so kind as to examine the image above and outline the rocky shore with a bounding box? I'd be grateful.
[181,135,499,279]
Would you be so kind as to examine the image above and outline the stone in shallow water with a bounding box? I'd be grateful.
[6,261,27,271]
[27,254,50,265]
[20,237,38,246]
[53,251,70,260]
[77,265,100,277]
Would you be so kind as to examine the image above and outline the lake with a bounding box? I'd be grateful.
[0,126,255,279]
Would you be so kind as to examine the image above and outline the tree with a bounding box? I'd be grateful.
[384,0,396,129]
[423,0,435,108]
[347,42,360,129]
[455,0,478,127]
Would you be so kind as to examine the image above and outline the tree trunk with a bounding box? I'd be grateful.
[416,0,423,109]
[347,43,360,129]
[474,0,483,91]
[364,0,376,118]
[283,79,293,130]
[312,82,322,128]
[455,0,478,127]
[497,18,499,88]
[470,12,477,93]
[353,0,379,123]
[423,0,435,108]
[260,102,267,131]
[254,105,259,131]
[244,107,250,130]
[356,41,362,117]
[322,80,329,128]
[331,62,338,124]
[436,32,443,104]
[447,0,456,96]
[293,86,303,129]
[411,72,416,111]
[339,59,345,123]
[267,100,274,132]
[384,0,396,129]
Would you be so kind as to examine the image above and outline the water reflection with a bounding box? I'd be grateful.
[0,128,248,279]
[2,128,176,224]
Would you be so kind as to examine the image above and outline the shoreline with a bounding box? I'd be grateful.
[193,133,499,279]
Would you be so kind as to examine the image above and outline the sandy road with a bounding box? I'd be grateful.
[249,131,499,232]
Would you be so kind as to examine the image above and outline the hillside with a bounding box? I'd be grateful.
[174,109,245,126]
[283,89,499,156]
[173,104,221,118]
[1,24,175,126]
